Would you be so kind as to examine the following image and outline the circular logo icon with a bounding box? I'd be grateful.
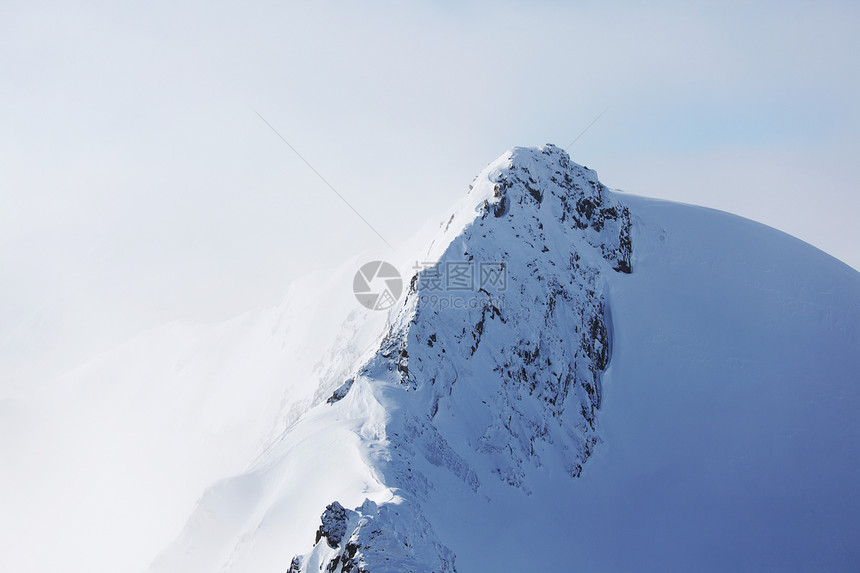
[353,261,403,311]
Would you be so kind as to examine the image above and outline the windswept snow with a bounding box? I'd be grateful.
[3,145,859,573]
[146,146,860,572]
[0,266,391,573]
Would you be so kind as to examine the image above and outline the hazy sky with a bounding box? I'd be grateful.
[3,0,859,381]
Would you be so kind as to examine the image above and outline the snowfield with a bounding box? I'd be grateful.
[3,145,859,572]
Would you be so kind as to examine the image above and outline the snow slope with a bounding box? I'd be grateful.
[413,193,860,572]
[147,145,860,572]
[0,267,391,573]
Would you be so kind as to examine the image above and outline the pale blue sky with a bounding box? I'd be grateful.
[2,0,859,381]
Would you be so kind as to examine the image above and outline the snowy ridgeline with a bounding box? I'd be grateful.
[149,144,860,573]
[148,145,636,572]
[16,145,858,573]
[289,145,633,571]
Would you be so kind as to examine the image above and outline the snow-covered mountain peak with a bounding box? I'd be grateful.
[144,145,860,573]
[481,143,603,198]
[427,143,630,274]
[366,143,632,477]
[281,145,636,570]
[147,144,636,572]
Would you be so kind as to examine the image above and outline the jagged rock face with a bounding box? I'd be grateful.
[294,499,456,573]
[316,502,350,548]
[486,145,632,274]
[292,144,632,571]
[369,144,630,487]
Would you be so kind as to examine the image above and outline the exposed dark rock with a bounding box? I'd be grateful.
[316,501,349,548]
[327,378,354,405]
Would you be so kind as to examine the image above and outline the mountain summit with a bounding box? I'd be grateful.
[148,145,860,572]
[292,144,633,571]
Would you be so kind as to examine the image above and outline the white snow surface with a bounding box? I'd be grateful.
[0,266,391,573]
[3,145,859,572]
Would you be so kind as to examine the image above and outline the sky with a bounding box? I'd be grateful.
[2,0,859,384]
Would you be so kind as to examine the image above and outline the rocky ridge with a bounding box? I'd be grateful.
[291,144,632,572]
